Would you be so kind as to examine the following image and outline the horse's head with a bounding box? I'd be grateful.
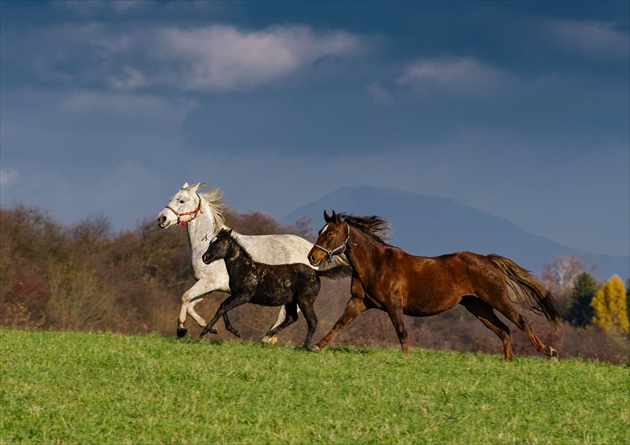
[308,210,350,266]
[202,228,232,264]
[157,182,206,228]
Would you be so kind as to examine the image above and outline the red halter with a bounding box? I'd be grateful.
[165,195,202,226]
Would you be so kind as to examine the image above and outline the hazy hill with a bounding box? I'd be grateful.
[284,185,629,279]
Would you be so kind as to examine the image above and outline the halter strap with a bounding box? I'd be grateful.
[165,194,202,226]
[313,222,351,263]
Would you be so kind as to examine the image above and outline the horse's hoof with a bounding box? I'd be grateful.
[261,335,278,345]
[177,328,188,338]
[200,327,217,339]
[550,347,559,361]
[309,345,320,352]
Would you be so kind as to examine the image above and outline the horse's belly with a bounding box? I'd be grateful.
[403,307,448,317]
[250,288,293,306]
[403,292,462,317]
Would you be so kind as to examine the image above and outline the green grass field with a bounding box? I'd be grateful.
[1,328,627,445]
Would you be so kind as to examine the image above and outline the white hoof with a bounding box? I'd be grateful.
[261,335,278,345]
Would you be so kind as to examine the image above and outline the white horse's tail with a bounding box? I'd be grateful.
[317,265,352,280]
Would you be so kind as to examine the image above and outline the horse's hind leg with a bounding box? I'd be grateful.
[297,299,319,350]
[263,306,305,344]
[262,306,287,345]
[461,296,513,361]
[263,304,299,341]
[490,294,558,359]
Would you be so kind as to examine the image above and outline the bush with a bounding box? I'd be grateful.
[1,204,627,363]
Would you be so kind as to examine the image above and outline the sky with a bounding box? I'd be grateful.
[1,1,628,257]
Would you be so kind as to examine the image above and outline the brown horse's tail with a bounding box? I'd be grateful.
[488,254,563,331]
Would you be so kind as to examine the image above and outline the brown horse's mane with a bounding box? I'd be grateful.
[338,213,395,247]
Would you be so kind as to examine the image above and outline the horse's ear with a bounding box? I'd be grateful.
[188,182,206,193]
[332,210,340,223]
[324,210,332,222]
[182,182,189,189]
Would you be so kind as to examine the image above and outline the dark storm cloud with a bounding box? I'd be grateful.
[0,1,628,257]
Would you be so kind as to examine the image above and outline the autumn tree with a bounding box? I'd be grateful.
[591,275,629,334]
[565,272,597,327]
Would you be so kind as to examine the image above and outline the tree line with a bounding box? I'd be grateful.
[540,255,629,334]
[1,204,627,363]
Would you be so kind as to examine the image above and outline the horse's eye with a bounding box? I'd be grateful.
[179,199,185,204]
[327,232,334,237]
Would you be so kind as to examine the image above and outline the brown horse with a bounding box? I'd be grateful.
[307,211,562,360]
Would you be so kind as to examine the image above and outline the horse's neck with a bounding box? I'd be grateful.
[224,240,255,277]
[345,227,382,280]
[186,200,224,272]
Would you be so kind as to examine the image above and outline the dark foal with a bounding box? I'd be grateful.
[200,228,351,349]
[308,211,562,360]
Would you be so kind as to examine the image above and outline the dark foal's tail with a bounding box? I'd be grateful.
[488,254,563,331]
[317,265,353,280]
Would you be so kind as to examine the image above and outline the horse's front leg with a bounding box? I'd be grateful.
[297,299,319,350]
[314,277,368,350]
[200,292,249,339]
[314,296,367,350]
[384,295,409,356]
[177,280,218,337]
[221,312,241,338]
[188,292,242,338]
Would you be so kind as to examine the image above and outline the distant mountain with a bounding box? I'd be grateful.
[284,185,629,279]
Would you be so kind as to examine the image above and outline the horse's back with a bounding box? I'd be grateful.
[250,262,319,306]
[381,249,505,315]
[262,262,319,288]
[236,233,314,266]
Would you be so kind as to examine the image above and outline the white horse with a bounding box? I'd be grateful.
[157,182,316,343]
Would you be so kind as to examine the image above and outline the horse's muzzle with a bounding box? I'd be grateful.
[308,254,321,267]
[157,214,168,228]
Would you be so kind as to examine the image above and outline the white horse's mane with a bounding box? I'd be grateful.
[196,185,226,229]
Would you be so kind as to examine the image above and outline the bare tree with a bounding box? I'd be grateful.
[541,255,596,312]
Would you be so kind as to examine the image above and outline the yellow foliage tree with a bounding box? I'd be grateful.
[591,275,629,334]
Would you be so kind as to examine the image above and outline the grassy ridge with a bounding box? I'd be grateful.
[1,329,627,444]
